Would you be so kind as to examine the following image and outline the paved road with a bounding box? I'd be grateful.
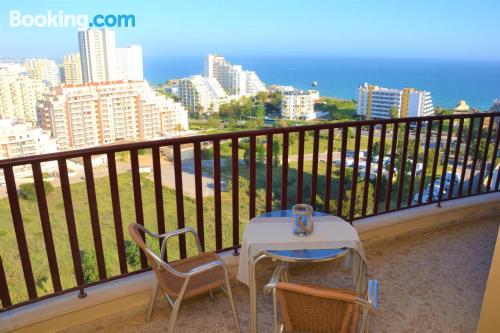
[0,156,216,199]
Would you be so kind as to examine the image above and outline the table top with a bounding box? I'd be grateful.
[255,210,346,261]
[257,210,330,218]
[237,210,366,286]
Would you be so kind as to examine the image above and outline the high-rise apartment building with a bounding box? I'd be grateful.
[0,67,48,122]
[178,75,230,114]
[245,71,267,95]
[204,54,266,96]
[37,81,188,150]
[116,45,144,81]
[63,53,83,85]
[78,29,117,83]
[281,89,320,120]
[356,83,434,119]
[25,58,61,86]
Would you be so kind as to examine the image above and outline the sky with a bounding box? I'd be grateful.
[0,0,500,61]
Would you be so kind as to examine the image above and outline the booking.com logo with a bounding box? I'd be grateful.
[9,10,136,28]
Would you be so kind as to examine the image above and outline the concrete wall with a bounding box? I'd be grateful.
[1,192,499,332]
[477,225,500,332]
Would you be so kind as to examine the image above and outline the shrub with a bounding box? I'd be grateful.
[80,250,98,283]
[19,181,53,201]
[125,240,140,270]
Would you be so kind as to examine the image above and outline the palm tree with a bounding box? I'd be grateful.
[173,123,184,136]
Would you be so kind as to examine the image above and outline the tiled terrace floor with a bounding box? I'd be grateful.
[69,218,499,333]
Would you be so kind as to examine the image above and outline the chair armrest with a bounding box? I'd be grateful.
[164,227,198,239]
[160,227,203,260]
[186,259,225,277]
[263,265,287,295]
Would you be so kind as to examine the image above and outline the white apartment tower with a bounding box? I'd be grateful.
[25,58,61,86]
[281,90,320,120]
[63,53,83,85]
[116,45,144,81]
[78,29,117,83]
[204,54,266,96]
[37,81,188,150]
[178,75,229,114]
[356,83,434,119]
[0,68,48,123]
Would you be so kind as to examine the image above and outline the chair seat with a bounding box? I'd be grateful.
[276,283,361,333]
[157,252,225,298]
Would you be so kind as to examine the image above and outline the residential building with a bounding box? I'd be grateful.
[37,81,188,150]
[454,100,470,113]
[0,118,57,159]
[0,118,57,180]
[356,83,434,119]
[177,75,229,114]
[489,99,500,113]
[281,89,320,120]
[78,29,117,83]
[63,53,83,85]
[245,71,267,95]
[0,67,48,122]
[116,45,144,81]
[487,99,500,131]
[268,84,296,93]
[204,54,266,96]
[25,58,60,86]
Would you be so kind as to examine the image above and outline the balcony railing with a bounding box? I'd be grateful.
[0,112,498,311]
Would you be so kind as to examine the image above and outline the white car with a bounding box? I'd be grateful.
[412,182,448,204]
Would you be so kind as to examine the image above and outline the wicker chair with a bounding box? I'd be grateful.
[269,281,378,333]
[128,223,240,333]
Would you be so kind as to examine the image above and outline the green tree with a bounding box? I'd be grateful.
[226,176,249,192]
[254,104,266,119]
[255,118,265,128]
[270,93,283,109]
[256,143,266,164]
[207,115,221,128]
[255,91,268,105]
[273,139,282,166]
[390,105,399,119]
[372,141,380,157]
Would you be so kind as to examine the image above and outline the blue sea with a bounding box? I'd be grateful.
[144,56,500,110]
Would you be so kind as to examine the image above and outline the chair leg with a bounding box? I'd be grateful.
[273,290,280,333]
[223,269,241,333]
[146,279,159,322]
[167,278,190,333]
[167,296,182,333]
[209,289,215,301]
[282,262,289,283]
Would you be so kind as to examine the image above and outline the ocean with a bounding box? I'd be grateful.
[144,56,500,110]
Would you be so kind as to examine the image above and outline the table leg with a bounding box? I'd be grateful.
[249,254,267,333]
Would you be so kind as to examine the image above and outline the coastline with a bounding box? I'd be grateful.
[146,56,500,110]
